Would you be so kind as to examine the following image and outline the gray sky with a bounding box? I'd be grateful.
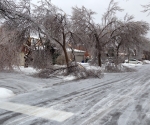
[32,0,150,36]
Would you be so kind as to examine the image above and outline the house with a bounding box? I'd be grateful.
[20,36,60,67]
[56,48,86,65]
[19,34,92,66]
[67,48,86,62]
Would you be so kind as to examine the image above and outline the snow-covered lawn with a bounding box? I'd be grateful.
[12,62,146,82]
[63,75,76,81]
[122,62,143,68]
[14,66,39,75]
[78,62,102,71]
[13,61,146,77]
[143,60,150,64]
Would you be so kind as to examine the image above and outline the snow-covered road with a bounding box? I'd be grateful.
[0,65,150,125]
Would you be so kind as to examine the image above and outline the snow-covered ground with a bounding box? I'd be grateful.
[0,88,15,99]
[0,62,150,124]
[14,66,40,75]
[122,62,143,68]
[143,60,150,64]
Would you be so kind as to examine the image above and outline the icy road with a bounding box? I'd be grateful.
[0,65,150,125]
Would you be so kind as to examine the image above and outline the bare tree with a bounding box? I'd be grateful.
[125,0,150,16]
[31,0,80,72]
[0,24,27,70]
[72,0,123,67]
[0,0,35,70]
[142,3,150,15]
[0,0,149,75]
[0,0,76,72]
[109,14,149,63]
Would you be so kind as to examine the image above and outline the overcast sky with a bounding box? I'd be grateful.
[32,0,150,36]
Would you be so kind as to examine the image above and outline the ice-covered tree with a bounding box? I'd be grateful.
[72,0,123,66]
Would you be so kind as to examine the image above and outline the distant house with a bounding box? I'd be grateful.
[67,48,86,62]
[56,48,87,65]
[20,35,61,67]
[73,44,90,58]
[19,35,92,66]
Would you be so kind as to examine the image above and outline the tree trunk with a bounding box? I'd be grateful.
[116,49,119,65]
[116,48,119,58]
[62,46,69,68]
[116,42,121,64]
[94,33,102,67]
[116,46,120,64]
[98,52,101,67]
[127,47,130,63]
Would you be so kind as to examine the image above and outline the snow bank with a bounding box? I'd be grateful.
[0,88,15,98]
[63,75,76,81]
[15,66,39,75]
[122,63,143,68]
[143,60,150,64]
[78,63,102,71]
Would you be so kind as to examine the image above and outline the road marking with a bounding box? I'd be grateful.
[0,102,73,122]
